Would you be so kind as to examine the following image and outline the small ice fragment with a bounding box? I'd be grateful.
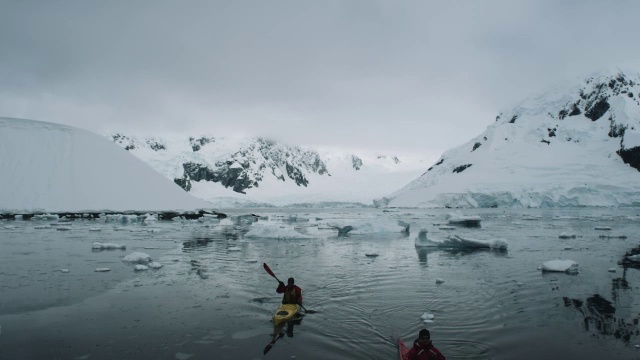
[420,312,435,320]
[246,260,258,263]
[635,344,640,349]
[56,227,72,231]
[563,246,573,250]
[148,262,163,269]
[175,352,194,360]
[92,242,126,250]
[95,268,111,272]
[228,247,241,251]
[595,226,611,230]
[88,228,101,232]
[60,269,69,273]
[541,260,578,273]
[122,252,152,264]
[365,253,379,257]
[134,264,149,271]
[608,268,617,273]
[435,278,444,284]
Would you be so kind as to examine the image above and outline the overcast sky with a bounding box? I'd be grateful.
[1,1,640,161]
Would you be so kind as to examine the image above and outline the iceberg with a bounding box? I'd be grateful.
[541,260,579,273]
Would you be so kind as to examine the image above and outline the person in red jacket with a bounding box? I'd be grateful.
[276,277,303,305]
[406,329,445,360]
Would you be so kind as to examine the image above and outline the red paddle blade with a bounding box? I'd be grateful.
[263,262,276,278]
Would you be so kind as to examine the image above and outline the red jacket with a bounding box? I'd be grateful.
[276,283,302,304]
[406,339,445,360]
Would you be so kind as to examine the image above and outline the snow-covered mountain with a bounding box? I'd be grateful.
[109,134,427,207]
[0,117,213,213]
[384,68,640,208]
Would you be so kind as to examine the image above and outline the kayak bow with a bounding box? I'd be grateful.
[273,304,300,326]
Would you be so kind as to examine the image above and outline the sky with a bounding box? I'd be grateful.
[1,1,640,160]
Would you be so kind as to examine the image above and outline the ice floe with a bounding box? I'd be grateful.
[95,268,111,272]
[122,252,152,264]
[326,218,409,235]
[414,230,507,250]
[243,222,312,239]
[435,278,444,284]
[446,212,481,227]
[540,260,578,273]
[92,242,126,250]
[134,264,149,271]
[421,312,435,323]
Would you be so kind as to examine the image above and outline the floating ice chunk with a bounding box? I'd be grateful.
[439,226,455,230]
[244,222,312,239]
[628,254,640,261]
[563,246,573,250]
[219,218,234,226]
[558,232,576,239]
[599,234,627,239]
[446,212,481,226]
[34,225,50,229]
[92,242,126,250]
[59,269,70,273]
[608,268,617,273]
[246,260,258,263]
[175,352,194,360]
[148,262,163,269]
[435,278,444,284]
[143,213,158,224]
[595,226,611,230]
[365,253,379,257]
[421,312,435,320]
[228,246,241,251]
[33,214,59,221]
[56,226,72,231]
[134,264,149,271]
[88,228,102,232]
[328,218,409,235]
[541,260,578,273]
[95,268,111,272]
[122,252,152,264]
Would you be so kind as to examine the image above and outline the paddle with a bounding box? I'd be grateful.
[263,331,284,354]
[263,262,316,314]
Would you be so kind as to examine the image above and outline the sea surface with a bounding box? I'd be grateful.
[2,208,640,360]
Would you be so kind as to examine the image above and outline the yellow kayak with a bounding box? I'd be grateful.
[273,304,300,326]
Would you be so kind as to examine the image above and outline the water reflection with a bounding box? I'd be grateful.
[414,246,508,265]
[562,244,640,344]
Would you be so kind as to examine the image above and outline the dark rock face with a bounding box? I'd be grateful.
[617,146,640,172]
[171,138,330,194]
[472,142,482,152]
[190,137,215,152]
[177,161,256,194]
[351,155,363,170]
[509,115,518,124]
[452,164,472,173]
[427,158,444,172]
[585,98,610,121]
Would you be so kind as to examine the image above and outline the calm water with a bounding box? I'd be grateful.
[2,208,640,360]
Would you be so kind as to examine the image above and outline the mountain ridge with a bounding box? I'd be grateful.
[384,68,640,208]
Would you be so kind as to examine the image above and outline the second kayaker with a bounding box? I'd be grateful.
[406,329,446,360]
[276,277,303,305]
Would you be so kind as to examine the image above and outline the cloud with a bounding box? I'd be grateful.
[1,0,639,158]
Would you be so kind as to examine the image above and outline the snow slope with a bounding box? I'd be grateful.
[0,117,213,213]
[109,134,427,207]
[385,68,640,208]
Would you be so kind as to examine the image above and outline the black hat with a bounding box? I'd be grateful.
[419,329,430,338]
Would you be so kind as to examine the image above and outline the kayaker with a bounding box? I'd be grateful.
[406,329,445,360]
[276,277,302,305]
